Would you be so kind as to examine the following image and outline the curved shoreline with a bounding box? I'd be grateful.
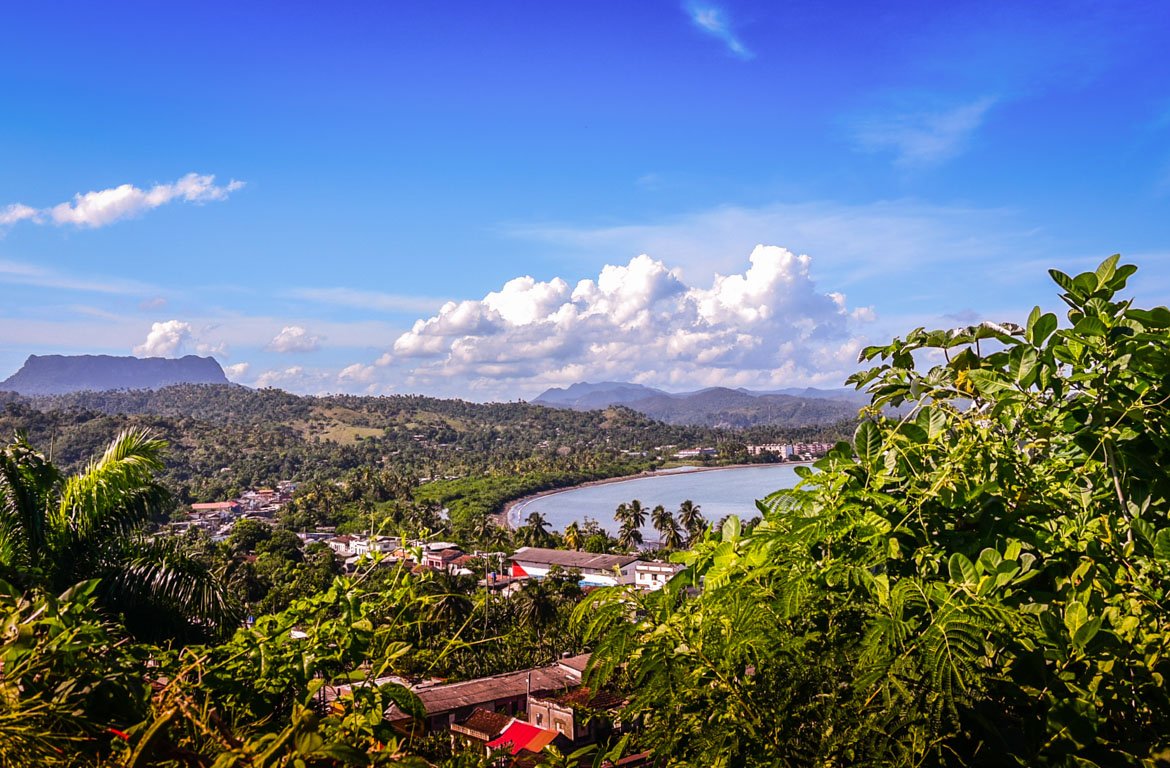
[497,461,807,530]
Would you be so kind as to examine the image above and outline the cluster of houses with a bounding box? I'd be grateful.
[382,652,651,763]
[306,537,684,596]
[169,481,298,539]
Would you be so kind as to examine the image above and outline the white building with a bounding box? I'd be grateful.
[634,560,684,591]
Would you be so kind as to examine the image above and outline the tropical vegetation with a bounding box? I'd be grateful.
[580,256,1170,765]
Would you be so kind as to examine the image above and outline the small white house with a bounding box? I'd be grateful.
[634,561,684,591]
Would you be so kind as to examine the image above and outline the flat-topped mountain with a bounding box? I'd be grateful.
[0,354,229,395]
[532,381,866,427]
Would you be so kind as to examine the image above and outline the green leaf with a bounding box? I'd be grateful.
[1153,529,1170,560]
[917,406,947,439]
[1064,601,1088,637]
[948,553,977,586]
[1049,268,1078,295]
[1027,309,1059,346]
[1072,316,1107,337]
[965,369,1013,396]
[721,515,741,542]
[1009,346,1039,387]
[1073,617,1101,650]
[853,420,882,466]
[1094,254,1119,286]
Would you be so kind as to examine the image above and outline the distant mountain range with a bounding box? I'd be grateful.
[532,381,867,428]
[0,354,229,395]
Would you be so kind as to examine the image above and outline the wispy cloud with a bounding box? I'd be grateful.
[851,97,997,167]
[0,173,244,229]
[288,287,445,314]
[0,257,160,295]
[685,2,753,60]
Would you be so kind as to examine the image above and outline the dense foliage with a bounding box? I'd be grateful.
[581,257,1170,766]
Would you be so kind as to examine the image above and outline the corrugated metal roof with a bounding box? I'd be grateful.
[511,547,638,571]
[387,654,590,719]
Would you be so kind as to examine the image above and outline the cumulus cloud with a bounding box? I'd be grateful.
[686,2,753,59]
[391,245,873,395]
[256,366,305,389]
[223,362,251,380]
[134,320,193,357]
[267,325,321,353]
[1,173,244,229]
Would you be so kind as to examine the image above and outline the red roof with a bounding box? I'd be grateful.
[191,502,238,510]
[487,720,558,755]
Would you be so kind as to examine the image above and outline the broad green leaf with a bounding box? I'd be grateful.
[1064,601,1088,637]
[1028,310,1059,346]
[721,515,741,542]
[948,553,977,586]
[965,369,1013,396]
[1009,346,1038,387]
[1073,617,1101,650]
[1154,528,1170,560]
[853,420,882,465]
[1094,254,1119,286]
[1072,271,1099,296]
[917,406,948,439]
[1049,268,1078,295]
[1072,316,1107,337]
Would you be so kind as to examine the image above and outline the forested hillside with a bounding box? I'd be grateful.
[0,385,852,508]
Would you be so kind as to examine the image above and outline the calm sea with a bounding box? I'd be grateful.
[510,463,803,534]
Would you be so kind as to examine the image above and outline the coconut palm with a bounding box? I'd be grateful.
[517,510,553,547]
[652,506,684,551]
[617,520,643,552]
[0,429,239,642]
[677,499,707,545]
[563,521,582,551]
[626,499,648,529]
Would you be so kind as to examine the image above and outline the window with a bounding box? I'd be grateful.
[536,713,543,726]
[556,722,564,733]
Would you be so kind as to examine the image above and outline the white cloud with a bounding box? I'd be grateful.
[852,97,997,167]
[339,363,377,384]
[223,362,251,380]
[268,325,321,353]
[0,204,39,226]
[391,245,871,396]
[256,366,306,389]
[134,320,193,357]
[1,173,244,229]
[686,2,753,60]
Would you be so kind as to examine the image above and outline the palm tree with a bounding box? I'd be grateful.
[518,511,552,547]
[0,430,239,642]
[626,499,648,529]
[677,499,707,545]
[617,520,643,552]
[563,521,582,551]
[652,506,684,551]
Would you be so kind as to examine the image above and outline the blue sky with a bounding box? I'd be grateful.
[2,1,1169,399]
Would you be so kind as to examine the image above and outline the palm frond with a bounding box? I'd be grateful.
[0,433,58,580]
[102,536,242,642]
[57,428,170,546]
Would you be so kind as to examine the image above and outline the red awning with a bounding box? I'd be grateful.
[487,720,558,755]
